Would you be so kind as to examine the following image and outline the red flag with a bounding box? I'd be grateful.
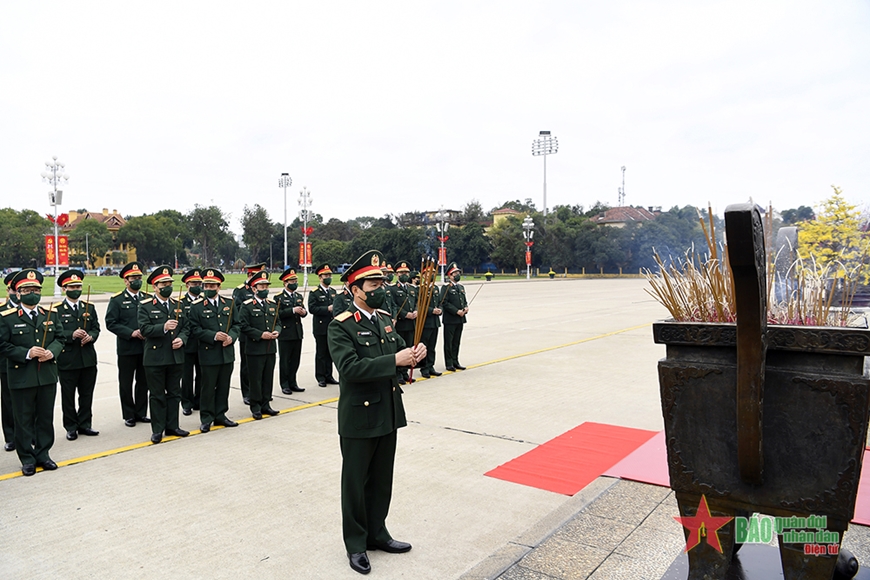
[46,214,56,223]
[57,213,69,226]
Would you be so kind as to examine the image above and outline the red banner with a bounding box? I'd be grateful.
[438,247,447,266]
[45,235,70,267]
[525,251,532,266]
[298,241,312,267]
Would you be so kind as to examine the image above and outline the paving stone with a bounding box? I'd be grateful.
[641,495,684,536]
[613,524,685,577]
[843,524,870,567]
[583,481,664,527]
[499,565,562,580]
[518,536,611,580]
[587,552,664,580]
[553,513,637,552]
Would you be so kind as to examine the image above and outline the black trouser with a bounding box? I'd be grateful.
[340,431,398,554]
[421,327,439,373]
[199,362,233,425]
[279,339,302,391]
[238,337,250,399]
[443,323,464,368]
[247,354,275,414]
[181,352,201,411]
[0,369,15,443]
[10,383,56,466]
[397,329,414,379]
[314,334,334,382]
[118,353,149,420]
[59,365,98,432]
[145,363,183,435]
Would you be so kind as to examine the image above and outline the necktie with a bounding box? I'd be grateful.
[72,304,78,315]
[31,310,38,324]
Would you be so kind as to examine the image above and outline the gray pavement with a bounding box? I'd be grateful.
[1,279,867,579]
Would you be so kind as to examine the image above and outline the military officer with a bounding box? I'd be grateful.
[327,250,426,575]
[238,271,281,419]
[0,269,65,476]
[420,271,443,379]
[187,268,240,432]
[53,270,101,440]
[441,263,468,371]
[393,261,417,385]
[277,268,306,395]
[105,261,152,427]
[180,268,203,416]
[381,263,397,320]
[1,271,19,451]
[309,263,338,387]
[233,262,265,405]
[138,266,190,444]
[332,284,353,318]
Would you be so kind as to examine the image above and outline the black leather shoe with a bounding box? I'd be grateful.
[200,423,211,433]
[78,427,99,436]
[165,428,190,437]
[136,416,151,423]
[182,408,192,416]
[243,397,251,405]
[252,412,263,420]
[348,552,371,574]
[214,418,238,427]
[421,372,431,378]
[66,430,78,441]
[38,459,58,471]
[150,433,163,444]
[281,388,292,394]
[22,464,36,476]
[429,370,442,377]
[4,442,14,452]
[262,407,279,416]
[455,365,467,370]
[325,377,339,385]
[397,378,406,385]
[124,418,136,427]
[368,539,412,553]
[446,367,456,372]
[317,382,327,387]
[290,385,305,392]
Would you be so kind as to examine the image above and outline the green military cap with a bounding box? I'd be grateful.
[446,262,462,276]
[4,271,18,288]
[201,268,225,284]
[340,250,387,284]
[394,261,411,273]
[249,270,270,285]
[11,268,43,291]
[147,265,174,285]
[182,268,203,284]
[315,263,333,276]
[280,268,298,282]
[119,261,145,279]
[57,269,85,287]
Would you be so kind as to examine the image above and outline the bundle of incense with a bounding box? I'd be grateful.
[225,297,235,332]
[83,284,91,330]
[412,257,438,347]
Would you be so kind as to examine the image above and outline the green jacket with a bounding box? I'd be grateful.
[105,290,152,356]
[0,305,65,389]
[441,282,467,325]
[187,296,240,366]
[138,296,189,366]
[53,299,100,370]
[0,298,19,374]
[394,283,417,333]
[239,298,281,355]
[328,304,407,439]
[277,289,306,341]
[423,285,443,329]
[309,285,337,336]
[332,287,353,319]
[181,293,200,354]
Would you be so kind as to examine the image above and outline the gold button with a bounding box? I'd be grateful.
[393,387,396,392]
[381,339,384,343]
[364,401,369,407]
[365,341,369,346]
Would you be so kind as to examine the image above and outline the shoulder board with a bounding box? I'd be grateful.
[80,300,91,305]
[376,308,391,316]
[1,308,17,317]
[335,311,353,322]
[141,298,152,304]
[191,297,204,304]
[112,290,125,297]
[243,298,254,304]
[236,284,245,289]
[51,301,64,309]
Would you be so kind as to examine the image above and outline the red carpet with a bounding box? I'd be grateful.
[854,449,870,526]
[485,422,657,496]
[604,430,670,487]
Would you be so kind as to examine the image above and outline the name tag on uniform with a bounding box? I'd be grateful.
[151,310,163,314]
[13,323,26,328]
[357,331,372,336]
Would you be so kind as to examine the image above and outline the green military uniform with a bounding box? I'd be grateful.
[277,268,306,394]
[187,268,240,430]
[53,270,101,438]
[441,263,468,371]
[382,264,397,320]
[138,266,190,442]
[1,272,19,450]
[239,270,281,417]
[180,269,204,414]
[332,286,353,318]
[327,250,412,568]
[420,281,442,377]
[309,263,338,386]
[0,269,65,474]
[392,261,417,384]
[233,262,265,404]
[105,261,152,425]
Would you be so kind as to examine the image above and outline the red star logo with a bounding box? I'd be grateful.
[674,495,734,553]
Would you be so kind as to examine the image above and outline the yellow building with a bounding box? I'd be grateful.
[62,208,137,267]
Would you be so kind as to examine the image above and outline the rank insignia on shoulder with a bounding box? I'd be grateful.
[376,308,391,316]
[142,298,153,304]
[243,298,254,304]
[335,311,353,322]
[112,289,125,297]
[1,308,17,317]
[191,297,203,304]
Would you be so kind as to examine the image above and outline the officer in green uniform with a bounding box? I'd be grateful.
[233,262,265,405]
[277,268,306,394]
[186,268,240,432]
[53,270,101,440]
[327,250,426,575]
[392,261,417,385]
[0,269,65,476]
[105,261,152,427]
[1,271,19,451]
[180,268,203,416]
[332,284,353,318]
[239,271,281,419]
[381,263,397,320]
[441,263,468,371]
[309,263,338,387]
[138,266,190,444]
[420,273,443,378]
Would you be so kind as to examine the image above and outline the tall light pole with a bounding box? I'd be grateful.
[174,233,180,269]
[41,156,69,297]
[522,215,535,280]
[435,207,450,284]
[618,165,626,206]
[531,131,558,216]
[279,173,292,268]
[298,187,313,290]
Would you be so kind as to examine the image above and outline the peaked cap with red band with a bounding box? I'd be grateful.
[201,269,225,284]
[446,262,462,276]
[249,271,271,285]
[182,269,203,284]
[340,250,387,284]
[280,268,298,282]
[12,269,43,291]
[147,265,175,285]
[315,263,333,276]
[245,262,266,275]
[119,261,145,279]
[394,261,411,273]
[58,269,85,287]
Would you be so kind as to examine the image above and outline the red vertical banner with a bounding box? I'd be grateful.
[525,251,532,266]
[45,235,57,266]
[299,242,312,267]
[438,247,447,266]
[58,235,69,266]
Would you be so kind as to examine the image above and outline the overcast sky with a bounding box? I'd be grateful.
[2,1,868,234]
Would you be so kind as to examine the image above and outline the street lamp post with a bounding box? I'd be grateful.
[435,207,450,284]
[298,187,313,290]
[531,131,558,216]
[41,156,69,297]
[618,165,626,206]
[174,233,180,269]
[279,173,292,269]
[522,215,535,280]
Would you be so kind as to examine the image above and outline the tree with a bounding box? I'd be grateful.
[488,216,526,270]
[241,204,274,265]
[449,222,491,269]
[492,199,536,214]
[189,205,232,267]
[797,186,870,283]
[0,208,51,268]
[459,199,486,225]
[118,215,179,265]
[781,206,816,225]
[312,239,350,267]
[68,219,113,268]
